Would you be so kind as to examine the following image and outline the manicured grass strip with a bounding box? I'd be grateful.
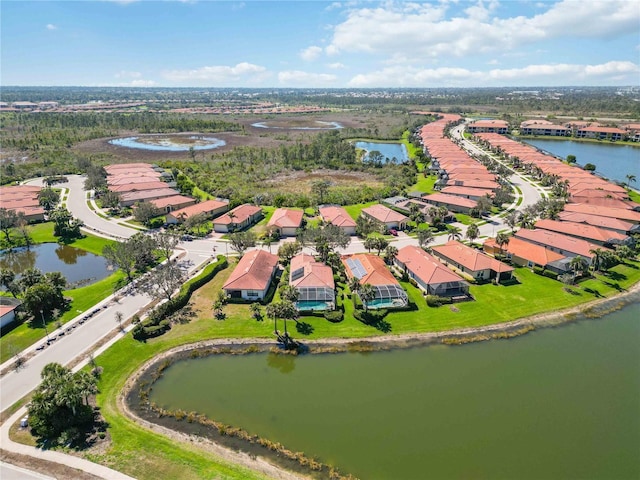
[410,174,437,194]
[343,201,377,221]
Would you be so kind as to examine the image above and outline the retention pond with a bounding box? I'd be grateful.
[147,304,640,479]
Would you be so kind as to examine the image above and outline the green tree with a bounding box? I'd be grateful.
[476,195,493,216]
[277,241,302,266]
[383,245,398,265]
[280,285,300,303]
[505,211,519,233]
[495,232,510,256]
[38,188,60,211]
[133,201,162,227]
[583,163,596,172]
[416,227,434,250]
[465,223,480,246]
[311,179,332,205]
[0,269,19,297]
[566,154,577,164]
[152,232,180,262]
[447,225,462,242]
[228,230,257,256]
[101,191,121,211]
[625,174,636,188]
[299,224,350,264]
[50,207,83,239]
[358,283,376,312]
[28,363,97,444]
[0,208,18,243]
[570,255,587,276]
[140,262,186,302]
[250,302,263,321]
[103,240,137,282]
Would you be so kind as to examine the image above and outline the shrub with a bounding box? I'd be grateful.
[324,310,344,323]
[426,295,451,307]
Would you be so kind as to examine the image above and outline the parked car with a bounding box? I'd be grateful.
[389,229,398,236]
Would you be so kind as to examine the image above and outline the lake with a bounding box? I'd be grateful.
[0,243,112,288]
[109,135,225,151]
[354,141,409,164]
[523,139,639,185]
[149,304,640,479]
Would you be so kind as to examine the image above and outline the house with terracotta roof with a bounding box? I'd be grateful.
[520,122,570,136]
[440,186,495,201]
[213,204,262,233]
[535,219,633,247]
[483,236,568,273]
[0,185,45,222]
[431,241,514,282]
[222,250,279,301]
[110,181,169,193]
[421,193,477,214]
[514,229,604,265]
[319,206,357,235]
[361,204,408,231]
[342,254,408,309]
[466,120,509,134]
[289,254,335,311]
[165,199,229,224]
[394,246,470,298]
[119,187,181,207]
[149,195,197,214]
[267,208,304,237]
[563,204,640,223]
[576,126,627,141]
[0,298,22,329]
[557,211,640,235]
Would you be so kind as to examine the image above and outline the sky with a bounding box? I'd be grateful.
[1,0,639,88]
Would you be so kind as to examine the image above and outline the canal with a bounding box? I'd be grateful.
[149,304,640,479]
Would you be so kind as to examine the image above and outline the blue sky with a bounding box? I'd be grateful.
[1,0,638,88]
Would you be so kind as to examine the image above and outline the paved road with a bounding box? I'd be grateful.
[0,462,55,480]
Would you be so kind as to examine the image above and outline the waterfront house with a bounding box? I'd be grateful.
[575,126,627,141]
[514,229,604,265]
[535,219,633,247]
[394,246,470,298]
[289,254,335,311]
[466,120,509,134]
[222,250,279,301]
[557,211,640,235]
[431,241,514,282]
[483,236,568,273]
[342,254,408,309]
[563,204,640,223]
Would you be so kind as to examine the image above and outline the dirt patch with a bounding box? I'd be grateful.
[0,449,102,480]
[265,169,383,194]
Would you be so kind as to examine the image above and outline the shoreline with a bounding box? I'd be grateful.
[118,281,640,480]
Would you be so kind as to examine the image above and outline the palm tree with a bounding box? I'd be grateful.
[589,248,605,272]
[495,232,510,256]
[348,277,360,297]
[417,228,434,250]
[505,211,519,233]
[358,283,376,312]
[280,285,299,303]
[447,225,462,242]
[250,303,262,321]
[363,235,377,253]
[570,255,587,276]
[383,245,398,265]
[266,303,279,334]
[626,174,636,189]
[465,223,480,247]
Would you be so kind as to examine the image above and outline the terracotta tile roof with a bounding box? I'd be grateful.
[567,182,627,194]
[109,181,168,193]
[169,199,229,220]
[422,193,478,209]
[432,241,514,273]
[119,188,180,203]
[319,206,357,228]
[446,179,500,190]
[577,126,627,134]
[441,186,496,198]
[396,246,467,285]
[484,236,565,266]
[564,203,640,223]
[223,250,279,291]
[514,229,605,258]
[289,254,334,289]
[215,204,262,226]
[469,120,509,128]
[342,253,400,287]
[557,211,636,232]
[362,204,408,223]
[104,162,155,172]
[267,208,304,229]
[569,196,638,211]
[149,195,196,210]
[0,304,19,317]
[108,174,162,186]
[535,219,628,244]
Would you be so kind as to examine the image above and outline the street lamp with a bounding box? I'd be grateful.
[40,310,51,344]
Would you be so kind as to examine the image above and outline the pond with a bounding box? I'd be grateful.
[523,139,639,185]
[149,304,640,479]
[354,141,409,164]
[0,243,113,288]
[109,135,226,151]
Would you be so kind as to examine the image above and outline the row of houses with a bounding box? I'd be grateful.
[222,241,515,310]
[466,119,638,141]
[0,185,45,222]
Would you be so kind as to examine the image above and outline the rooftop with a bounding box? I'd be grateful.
[223,250,279,291]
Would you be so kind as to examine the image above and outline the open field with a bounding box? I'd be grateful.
[264,169,383,195]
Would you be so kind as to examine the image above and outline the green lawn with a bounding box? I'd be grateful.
[343,201,377,221]
[627,188,640,203]
[410,174,437,194]
[24,257,640,479]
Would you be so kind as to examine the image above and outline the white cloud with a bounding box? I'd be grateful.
[231,2,245,10]
[162,62,270,85]
[278,70,337,86]
[130,79,156,87]
[486,59,500,65]
[348,61,640,87]
[46,24,57,30]
[115,70,142,79]
[327,0,639,59]
[300,46,323,61]
[327,62,346,69]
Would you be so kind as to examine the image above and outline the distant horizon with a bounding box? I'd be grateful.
[1,1,638,88]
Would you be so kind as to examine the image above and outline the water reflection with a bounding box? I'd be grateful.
[109,135,226,151]
[266,352,296,374]
[55,244,87,265]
